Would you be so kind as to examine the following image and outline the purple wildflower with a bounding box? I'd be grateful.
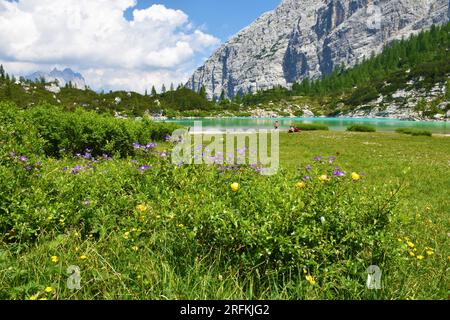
[63,167,68,171]
[133,142,141,149]
[328,156,337,164]
[71,166,83,174]
[25,165,33,171]
[302,176,312,181]
[160,152,167,158]
[333,170,346,177]
[313,156,322,162]
[83,152,92,160]
[35,161,41,166]
[139,165,152,171]
[19,156,28,162]
[165,135,172,142]
[8,152,16,157]
[305,165,312,171]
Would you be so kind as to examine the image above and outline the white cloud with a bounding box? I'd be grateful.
[0,0,220,92]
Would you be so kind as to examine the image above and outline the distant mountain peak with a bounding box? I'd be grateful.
[26,67,86,89]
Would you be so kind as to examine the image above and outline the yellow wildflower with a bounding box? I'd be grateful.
[51,256,59,263]
[230,182,240,192]
[305,275,316,285]
[407,241,415,248]
[38,298,47,300]
[319,175,329,183]
[426,251,434,256]
[351,172,361,181]
[136,204,147,212]
[132,246,139,252]
[44,287,53,293]
[295,181,306,189]
[416,255,425,261]
[29,295,37,300]
[409,251,415,257]
[79,255,87,260]
[123,231,130,240]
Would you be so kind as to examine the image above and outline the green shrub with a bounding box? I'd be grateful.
[347,124,376,132]
[293,123,329,131]
[293,110,305,117]
[22,104,180,157]
[396,128,432,136]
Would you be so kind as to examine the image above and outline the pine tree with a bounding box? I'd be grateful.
[199,85,207,99]
[151,85,157,96]
[5,83,12,98]
[219,89,226,102]
[170,83,174,91]
[445,79,450,100]
[0,65,5,80]
[145,89,148,96]
[161,84,166,94]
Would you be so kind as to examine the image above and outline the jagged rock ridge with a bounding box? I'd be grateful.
[26,68,86,89]
[187,0,449,99]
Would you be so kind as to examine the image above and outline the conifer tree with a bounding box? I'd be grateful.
[199,85,207,99]
[0,65,5,80]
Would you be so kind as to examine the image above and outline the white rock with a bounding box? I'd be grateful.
[437,102,449,110]
[45,84,60,94]
[303,109,315,118]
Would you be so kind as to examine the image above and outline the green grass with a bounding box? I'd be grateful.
[347,125,376,132]
[293,123,329,131]
[396,128,433,137]
[1,128,449,300]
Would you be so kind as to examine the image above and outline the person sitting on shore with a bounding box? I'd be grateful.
[288,126,301,133]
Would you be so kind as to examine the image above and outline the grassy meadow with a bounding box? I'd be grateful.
[0,102,449,300]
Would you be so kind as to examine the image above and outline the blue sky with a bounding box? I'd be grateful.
[125,0,280,41]
[0,0,281,92]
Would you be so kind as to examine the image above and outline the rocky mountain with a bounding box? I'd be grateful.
[26,68,86,89]
[187,0,449,100]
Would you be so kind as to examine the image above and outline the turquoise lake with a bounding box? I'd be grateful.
[159,117,449,134]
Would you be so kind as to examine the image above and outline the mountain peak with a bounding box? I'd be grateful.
[26,67,86,89]
[187,0,449,99]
